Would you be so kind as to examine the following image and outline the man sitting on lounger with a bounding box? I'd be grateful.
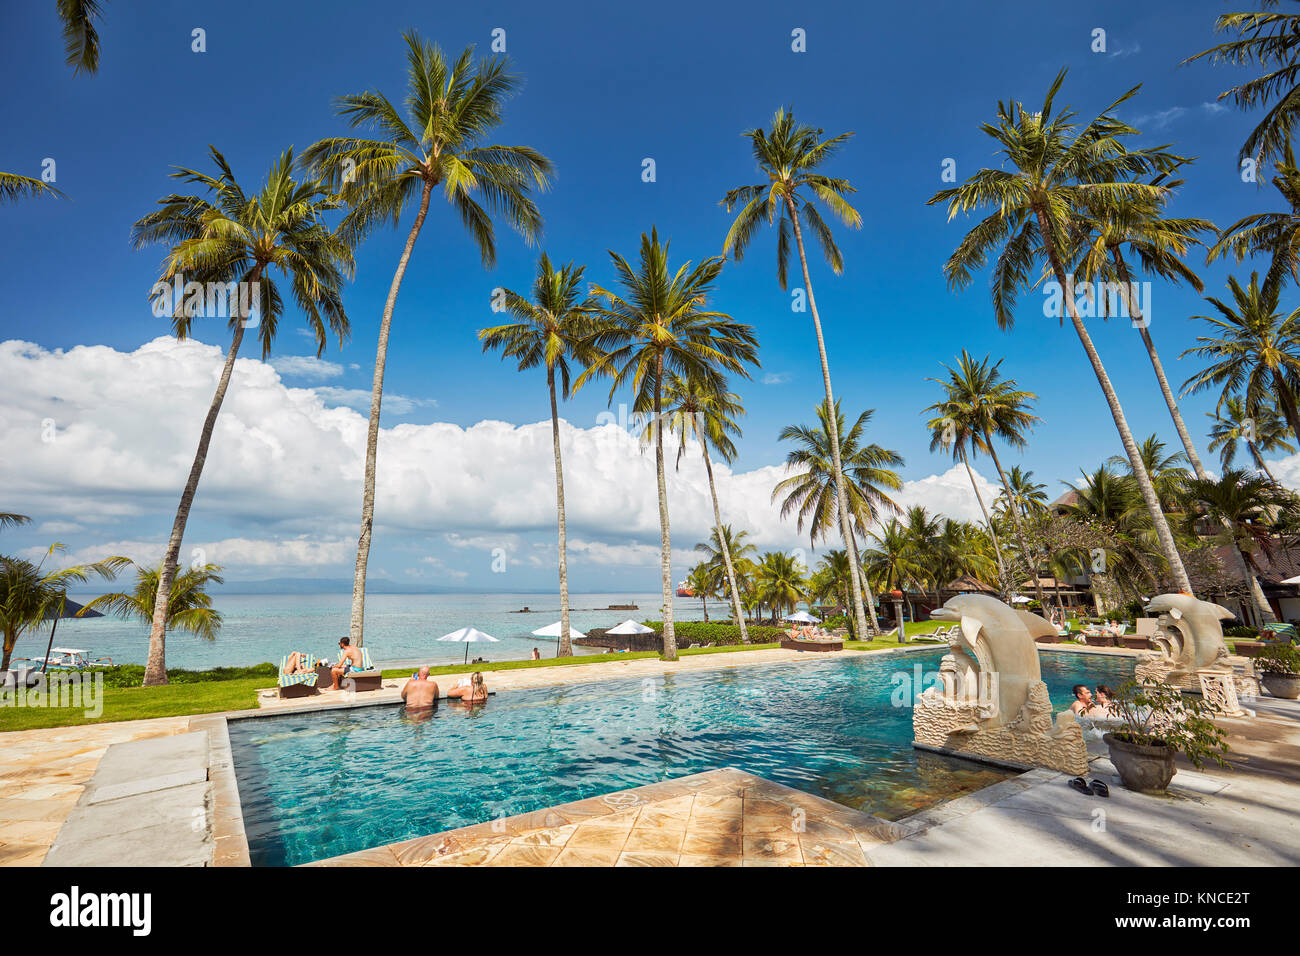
[283,651,313,675]
[330,637,365,690]
[401,666,439,710]
[446,671,487,703]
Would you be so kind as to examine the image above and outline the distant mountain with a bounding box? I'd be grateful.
[207,578,559,595]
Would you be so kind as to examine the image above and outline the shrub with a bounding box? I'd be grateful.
[1109,679,1231,770]
[1256,642,1300,676]
[1224,624,1260,638]
[87,663,278,688]
[641,621,786,646]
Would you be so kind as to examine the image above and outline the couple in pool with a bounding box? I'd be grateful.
[400,666,488,710]
[1070,684,1115,719]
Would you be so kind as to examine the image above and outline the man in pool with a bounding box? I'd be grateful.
[1069,684,1094,715]
[330,637,365,690]
[401,666,439,710]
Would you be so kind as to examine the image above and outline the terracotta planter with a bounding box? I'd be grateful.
[1261,672,1300,700]
[1104,733,1176,793]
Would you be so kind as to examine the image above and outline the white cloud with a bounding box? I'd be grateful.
[762,372,791,385]
[0,337,1003,579]
[269,355,344,381]
[312,386,437,415]
[21,535,350,571]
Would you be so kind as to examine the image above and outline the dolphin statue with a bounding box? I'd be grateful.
[930,593,1041,726]
[1142,593,1232,672]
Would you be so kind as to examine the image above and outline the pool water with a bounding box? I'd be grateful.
[229,650,1134,866]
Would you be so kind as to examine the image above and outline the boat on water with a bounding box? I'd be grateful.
[675,580,695,598]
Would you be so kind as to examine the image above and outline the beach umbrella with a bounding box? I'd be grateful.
[784,611,821,624]
[436,626,500,665]
[38,596,104,674]
[531,621,587,639]
[605,619,654,635]
[1010,595,1031,604]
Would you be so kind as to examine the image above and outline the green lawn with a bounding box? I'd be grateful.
[0,677,264,732]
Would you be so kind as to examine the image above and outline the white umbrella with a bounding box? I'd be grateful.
[605,619,654,635]
[437,626,500,664]
[1010,595,1031,604]
[784,611,821,624]
[1282,576,1300,585]
[531,621,587,639]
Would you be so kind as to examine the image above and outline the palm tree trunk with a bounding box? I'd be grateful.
[846,521,880,632]
[701,593,708,623]
[349,180,433,647]
[1034,211,1193,594]
[963,456,1006,590]
[697,421,749,643]
[983,436,1046,608]
[143,264,264,686]
[547,367,573,657]
[653,354,677,660]
[1271,369,1300,441]
[1254,446,1279,486]
[786,199,871,637]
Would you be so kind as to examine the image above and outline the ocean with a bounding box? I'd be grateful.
[19,592,719,670]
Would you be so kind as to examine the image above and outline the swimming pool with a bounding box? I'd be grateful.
[229,650,1134,866]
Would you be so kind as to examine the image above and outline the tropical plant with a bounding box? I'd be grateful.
[753,551,807,623]
[994,466,1049,519]
[302,31,553,648]
[1181,271,1300,441]
[85,562,225,640]
[0,546,125,672]
[480,254,592,656]
[1207,141,1300,289]
[652,370,751,641]
[863,518,924,611]
[582,229,759,660]
[924,351,1042,602]
[1207,395,1295,483]
[131,146,352,685]
[721,107,871,638]
[0,172,65,205]
[929,71,1195,595]
[772,400,902,628]
[58,0,106,75]
[1109,679,1230,771]
[684,563,717,623]
[1106,435,1191,514]
[1185,4,1300,165]
[0,514,32,532]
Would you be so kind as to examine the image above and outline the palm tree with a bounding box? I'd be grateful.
[302,31,553,649]
[1182,272,1300,441]
[863,519,924,618]
[479,254,591,656]
[684,563,717,623]
[653,370,751,642]
[583,229,759,660]
[85,562,225,640]
[1207,141,1300,289]
[901,506,943,609]
[1207,395,1295,484]
[0,514,32,532]
[1062,467,1163,602]
[696,524,758,629]
[1185,6,1300,165]
[1183,469,1292,625]
[812,549,854,620]
[57,0,105,75]
[929,71,1196,595]
[995,466,1049,519]
[1071,172,1218,478]
[721,107,871,638]
[0,546,125,672]
[1106,436,1191,514]
[772,400,903,630]
[924,351,1043,604]
[131,147,352,685]
[754,551,807,624]
[0,172,64,205]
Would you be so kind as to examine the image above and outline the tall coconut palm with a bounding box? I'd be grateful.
[0,514,32,532]
[1062,467,1164,601]
[1071,173,1218,478]
[901,506,943,608]
[995,466,1049,519]
[695,523,758,627]
[812,549,854,619]
[1185,5,1300,165]
[652,370,751,642]
[721,107,871,638]
[0,546,125,672]
[1107,435,1192,514]
[85,562,225,640]
[863,519,924,614]
[1207,395,1295,484]
[1182,272,1300,441]
[1207,141,1300,289]
[131,146,352,685]
[479,254,591,656]
[772,400,903,631]
[924,351,1044,604]
[57,0,106,75]
[929,71,1195,595]
[302,31,553,648]
[1183,469,1293,625]
[583,229,759,660]
[754,551,807,624]
[684,563,717,623]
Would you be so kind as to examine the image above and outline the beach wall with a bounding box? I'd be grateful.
[574,629,663,653]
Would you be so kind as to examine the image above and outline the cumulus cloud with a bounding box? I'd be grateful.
[0,337,1006,581]
[269,355,344,381]
[312,386,437,415]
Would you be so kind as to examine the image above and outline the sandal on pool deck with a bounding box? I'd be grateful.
[1089,779,1110,798]
[1068,777,1091,796]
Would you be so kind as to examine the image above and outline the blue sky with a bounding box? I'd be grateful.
[0,0,1289,591]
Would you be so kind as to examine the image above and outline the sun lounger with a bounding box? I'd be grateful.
[320,646,383,692]
[278,654,321,698]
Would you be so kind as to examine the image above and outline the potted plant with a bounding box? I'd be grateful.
[1103,680,1231,793]
[1256,643,1300,700]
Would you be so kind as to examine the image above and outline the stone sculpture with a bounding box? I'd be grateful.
[1135,594,1249,716]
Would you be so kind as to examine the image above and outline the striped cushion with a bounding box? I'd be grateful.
[278,654,320,687]
[337,647,375,671]
[1264,622,1298,641]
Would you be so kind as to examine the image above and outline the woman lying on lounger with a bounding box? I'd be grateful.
[283,651,314,675]
[446,671,487,703]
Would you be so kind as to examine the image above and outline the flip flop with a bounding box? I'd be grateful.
[1089,779,1110,798]
[1068,777,1091,796]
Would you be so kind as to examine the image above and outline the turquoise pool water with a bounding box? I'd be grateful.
[229,650,1135,866]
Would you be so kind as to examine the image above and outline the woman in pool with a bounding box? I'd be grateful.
[1090,685,1115,717]
[446,671,487,703]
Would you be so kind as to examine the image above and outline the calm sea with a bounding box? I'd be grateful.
[20,592,718,670]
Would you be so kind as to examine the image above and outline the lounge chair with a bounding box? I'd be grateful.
[322,646,383,692]
[278,653,321,699]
